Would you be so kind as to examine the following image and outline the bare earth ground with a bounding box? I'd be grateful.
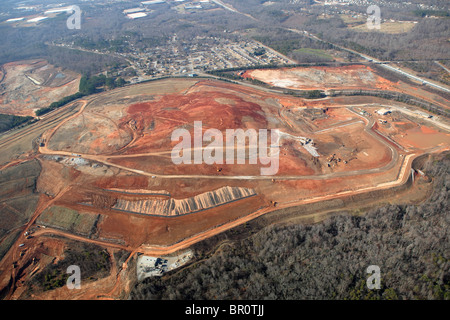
[0,68,449,300]
[243,65,393,91]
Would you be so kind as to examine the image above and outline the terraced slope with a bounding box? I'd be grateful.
[113,186,256,216]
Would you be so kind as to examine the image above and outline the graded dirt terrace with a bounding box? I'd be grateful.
[1,76,449,300]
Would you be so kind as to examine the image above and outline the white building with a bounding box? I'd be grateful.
[377,108,392,115]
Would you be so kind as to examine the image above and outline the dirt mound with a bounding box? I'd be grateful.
[123,84,268,154]
[2,76,449,300]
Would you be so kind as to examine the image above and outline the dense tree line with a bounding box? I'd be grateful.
[0,114,34,133]
[79,74,126,95]
[130,153,449,300]
[285,89,325,99]
[252,28,335,59]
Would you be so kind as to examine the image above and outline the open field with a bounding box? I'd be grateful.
[0,73,449,299]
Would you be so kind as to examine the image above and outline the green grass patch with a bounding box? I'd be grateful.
[37,206,99,236]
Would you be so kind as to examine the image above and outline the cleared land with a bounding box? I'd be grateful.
[350,21,417,34]
[242,64,450,113]
[242,65,393,91]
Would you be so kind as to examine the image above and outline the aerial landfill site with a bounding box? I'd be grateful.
[0,0,449,303]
